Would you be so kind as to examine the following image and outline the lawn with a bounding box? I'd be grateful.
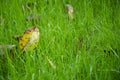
[0,0,120,80]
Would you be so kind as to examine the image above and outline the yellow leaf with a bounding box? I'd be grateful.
[19,27,40,51]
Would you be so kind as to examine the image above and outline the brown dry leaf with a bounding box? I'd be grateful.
[77,38,83,48]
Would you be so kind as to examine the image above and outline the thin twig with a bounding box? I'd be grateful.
[46,56,56,69]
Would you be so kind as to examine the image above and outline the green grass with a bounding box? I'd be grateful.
[0,0,120,80]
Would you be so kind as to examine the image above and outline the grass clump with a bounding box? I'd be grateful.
[0,0,120,80]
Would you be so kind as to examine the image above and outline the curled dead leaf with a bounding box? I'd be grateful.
[65,4,74,19]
